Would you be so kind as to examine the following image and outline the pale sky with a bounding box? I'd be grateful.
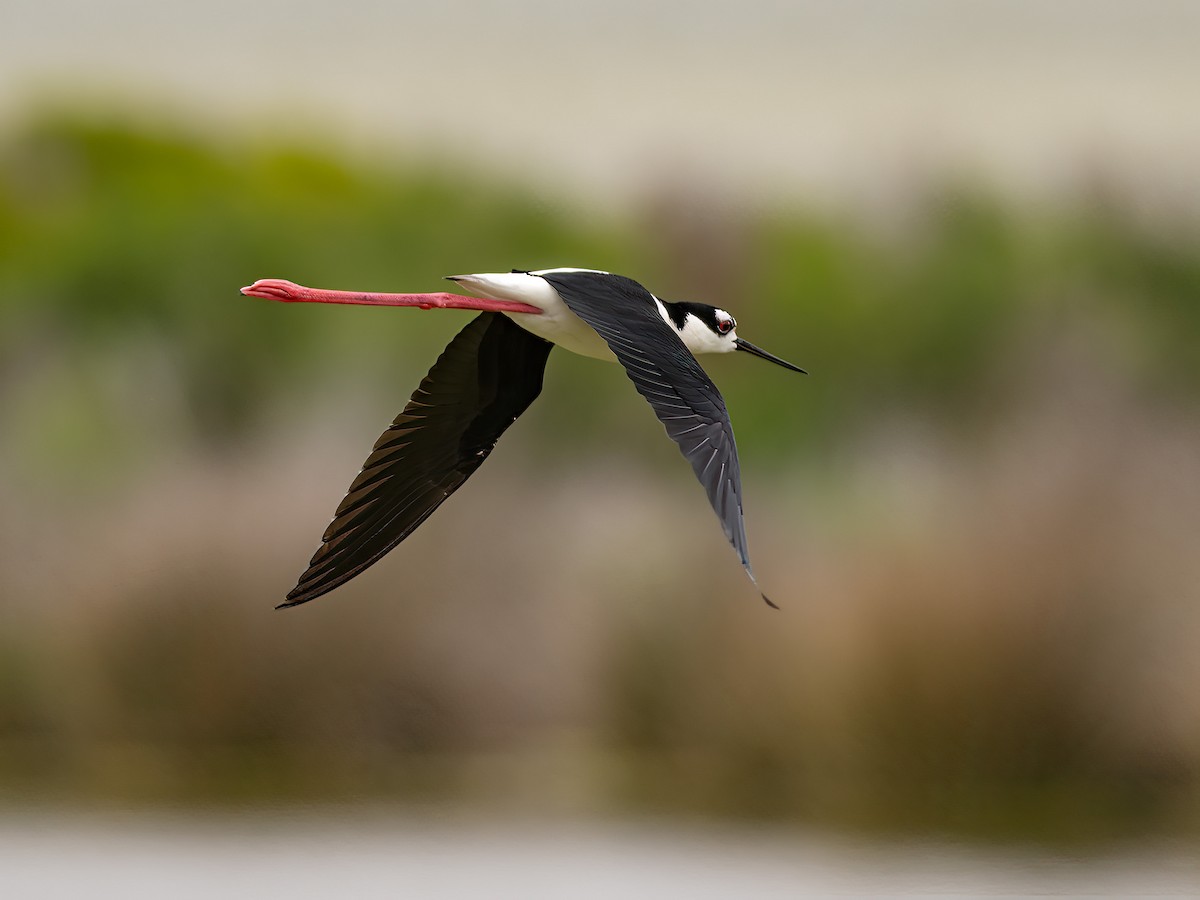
[5,0,1200,209]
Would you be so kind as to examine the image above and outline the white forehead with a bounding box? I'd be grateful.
[715,308,735,324]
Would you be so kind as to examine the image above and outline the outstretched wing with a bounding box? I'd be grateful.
[539,271,773,606]
[281,312,553,608]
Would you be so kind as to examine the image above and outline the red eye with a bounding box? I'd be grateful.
[718,319,733,334]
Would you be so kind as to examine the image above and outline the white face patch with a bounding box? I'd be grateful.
[651,299,740,356]
[680,310,739,355]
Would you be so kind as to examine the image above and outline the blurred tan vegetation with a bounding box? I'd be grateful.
[1,110,1199,845]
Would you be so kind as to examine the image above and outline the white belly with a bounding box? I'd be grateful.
[447,270,616,362]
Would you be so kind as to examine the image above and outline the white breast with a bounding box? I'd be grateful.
[448,270,616,361]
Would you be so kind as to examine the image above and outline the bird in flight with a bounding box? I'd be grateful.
[241,268,805,609]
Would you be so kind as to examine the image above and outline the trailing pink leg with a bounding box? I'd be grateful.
[241,279,543,315]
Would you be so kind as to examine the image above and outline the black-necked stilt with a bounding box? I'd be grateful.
[241,268,805,609]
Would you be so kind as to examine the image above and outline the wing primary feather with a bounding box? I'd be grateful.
[279,312,553,608]
[540,271,775,606]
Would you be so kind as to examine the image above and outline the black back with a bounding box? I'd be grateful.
[280,312,553,607]
[540,271,773,606]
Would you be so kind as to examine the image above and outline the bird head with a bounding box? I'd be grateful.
[664,301,807,373]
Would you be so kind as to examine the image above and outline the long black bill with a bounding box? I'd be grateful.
[734,338,807,374]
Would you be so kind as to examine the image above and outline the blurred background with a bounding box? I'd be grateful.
[2,0,1200,895]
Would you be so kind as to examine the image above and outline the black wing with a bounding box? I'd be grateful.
[281,312,553,608]
[540,271,774,607]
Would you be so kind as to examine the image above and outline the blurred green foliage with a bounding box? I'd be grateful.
[2,111,1199,843]
[4,112,1198,482]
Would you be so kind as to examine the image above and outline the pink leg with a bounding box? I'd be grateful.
[241,279,543,315]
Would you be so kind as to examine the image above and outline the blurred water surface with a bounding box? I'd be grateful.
[4,1,1200,209]
[2,814,1197,899]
